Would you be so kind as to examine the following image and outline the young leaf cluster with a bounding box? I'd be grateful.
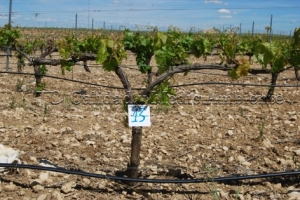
[96,36,126,71]
[123,29,154,73]
[238,35,262,56]
[154,28,190,74]
[289,28,300,67]
[0,24,20,47]
[218,31,239,64]
[191,35,212,58]
[229,57,251,79]
[253,41,290,73]
[57,33,127,73]
[146,81,176,106]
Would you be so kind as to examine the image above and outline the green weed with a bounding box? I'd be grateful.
[207,184,219,200]
[233,186,242,200]
[256,117,266,141]
[9,96,16,109]
[19,97,26,108]
[15,79,25,92]
[44,104,48,115]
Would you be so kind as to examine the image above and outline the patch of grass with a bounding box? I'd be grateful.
[9,96,27,109]
[44,104,48,116]
[207,184,219,200]
[233,186,242,200]
[15,78,25,92]
[19,97,26,108]
[292,155,300,170]
[238,108,244,116]
[256,116,266,141]
[103,105,110,113]
[62,93,72,108]
[153,105,170,114]
[36,82,46,92]
[9,96,16,109]
[123,115,129,128]
[183,193,200,200]
[202,164,219,181]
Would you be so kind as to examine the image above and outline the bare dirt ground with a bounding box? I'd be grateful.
[0,52,300,200]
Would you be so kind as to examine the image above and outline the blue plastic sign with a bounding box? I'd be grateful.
[128,105,151,127]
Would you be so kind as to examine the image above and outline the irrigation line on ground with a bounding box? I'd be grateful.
[0,71,299,91]
[0,163,300,183]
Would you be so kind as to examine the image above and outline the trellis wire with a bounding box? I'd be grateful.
[0,71,299,91]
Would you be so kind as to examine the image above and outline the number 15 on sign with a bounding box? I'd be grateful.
[128,105,151,127]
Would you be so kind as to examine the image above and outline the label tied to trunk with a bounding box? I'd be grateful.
[128,105,151,127]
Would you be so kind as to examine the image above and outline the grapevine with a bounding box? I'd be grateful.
[1,23,300,179]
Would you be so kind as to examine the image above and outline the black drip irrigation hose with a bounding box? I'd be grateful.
[1,71,300,90]
[0,163,300,183]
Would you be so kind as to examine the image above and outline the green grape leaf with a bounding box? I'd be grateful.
[290,52,300,66]
[184,70,189,76]
[229,58,250,79]
[229,69,239,80]
[102,58,118,71]
[146,80,175,106]
[39,65,48,75]
[96,40,109,64]
[254,42,275,67]
[59,48,70,59]
[236,61,250,77]
[290,28,300,66]
[139,36,149,47]
[138,65,152,74]
[36,82,46,91]
[272,55,285,73]
[154,32,167,50]
[123,31,135,49]
[294,28,300,45]
[106,39,114,49]
[113,42,127,64]
[133,94,146,104]
[168,87,176,96]
[253,53,264,64]
[60,60,74,75]
[155,49,169,67]
[0,24,20,46]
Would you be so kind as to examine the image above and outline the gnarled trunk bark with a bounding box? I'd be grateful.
[294,66,300,81]
[33,64,42,97]
[127,126,143,178]
[264,72,279,101]
[17,58,23,72]
[114,66,143,178]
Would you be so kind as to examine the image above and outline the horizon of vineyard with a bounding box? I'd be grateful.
[2,25,294,38]
[1,0,299,35]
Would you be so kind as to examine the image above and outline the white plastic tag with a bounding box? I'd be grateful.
[128,105,151,127]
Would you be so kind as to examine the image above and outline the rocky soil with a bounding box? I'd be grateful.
[0,52,300,200]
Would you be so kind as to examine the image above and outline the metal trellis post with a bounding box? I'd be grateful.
[6,0,12,72]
